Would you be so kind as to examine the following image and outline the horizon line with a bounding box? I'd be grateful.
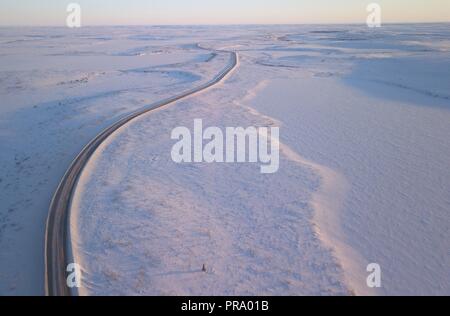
[1,21,449,28]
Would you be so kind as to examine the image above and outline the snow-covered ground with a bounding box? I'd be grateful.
[68,24,450,296]
[0,26,234,295]
[1,24,449,295]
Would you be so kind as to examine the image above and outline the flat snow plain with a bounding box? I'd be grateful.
[1,24,450,295]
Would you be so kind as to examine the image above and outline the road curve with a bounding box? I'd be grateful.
[45,48,238,296]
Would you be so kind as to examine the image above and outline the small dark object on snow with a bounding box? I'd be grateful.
[202,264,206,272]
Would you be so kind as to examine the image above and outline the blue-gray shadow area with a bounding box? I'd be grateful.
[342,55,450,110]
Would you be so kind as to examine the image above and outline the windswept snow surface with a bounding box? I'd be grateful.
[1,24,449,296]
[70,24,450,296]
[0,26,233,295]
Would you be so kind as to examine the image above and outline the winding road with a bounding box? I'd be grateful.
[45,47,238,296]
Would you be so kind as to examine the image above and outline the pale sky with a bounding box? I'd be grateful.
[0,0,449,26]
